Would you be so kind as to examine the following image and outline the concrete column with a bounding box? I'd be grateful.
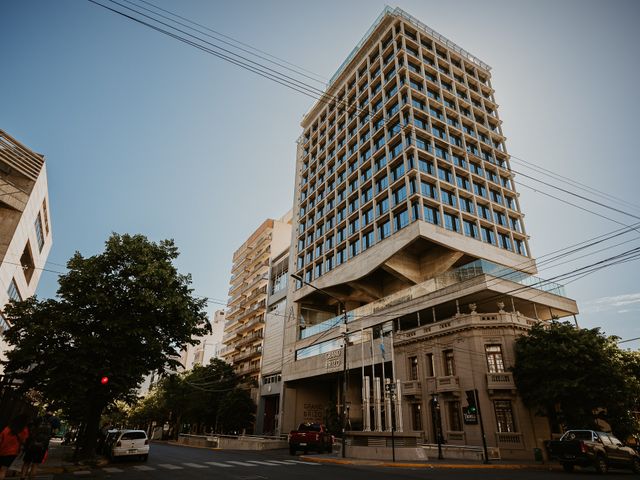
[363,376,371,431]
[395,379,403,432]
[374,377,382,432]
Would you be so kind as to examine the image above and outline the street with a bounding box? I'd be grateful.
[48,442,639,479]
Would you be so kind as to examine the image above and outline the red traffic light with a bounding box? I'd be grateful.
[100,376,109,385]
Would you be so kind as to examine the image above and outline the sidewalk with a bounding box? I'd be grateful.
[300,452,561,470]
[31,439,109,476]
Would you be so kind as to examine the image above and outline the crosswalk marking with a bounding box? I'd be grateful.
[246,460,282,466]
[182,462,208,468]
[287,459,320,465]
[204,461,234,467]
[227,460,259,466]
[102,467,124,473]
[268,460,296,464]
[158,463,184,469]
[133,465,155,471]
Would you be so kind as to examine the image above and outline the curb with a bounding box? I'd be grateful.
[299,455,557,470]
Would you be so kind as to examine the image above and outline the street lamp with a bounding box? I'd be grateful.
[291,273,348,458]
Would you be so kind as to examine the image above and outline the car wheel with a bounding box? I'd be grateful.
[562,463,574,473]
[289,445,296,456]
[594,456,608,474]
[632,457,640,474]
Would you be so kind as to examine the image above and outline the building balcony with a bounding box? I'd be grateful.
[486,372,516,391]
[402,380,421,396]
[495,432,523,448]
[235,331,264,348]
[233,347,262,363]
[435,375,460,393]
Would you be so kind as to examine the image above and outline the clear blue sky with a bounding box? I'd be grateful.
[2,0,639,346]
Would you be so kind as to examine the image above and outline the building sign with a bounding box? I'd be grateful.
[325,350,342,370]
[303,403,323,422]
[463,407,478,425]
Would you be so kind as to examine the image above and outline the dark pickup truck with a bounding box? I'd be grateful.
[288,423,333,455]
[547,429,640,473]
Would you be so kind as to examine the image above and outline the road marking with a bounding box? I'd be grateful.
[267,460,293,464]
[102,467,124,473]
[246,460,282,466]
[205,461,234,467]
[227,460,259,466]
[158,463,184,469]
[287,460,320,465]
[133,465,155,470]
[182,462,208,468]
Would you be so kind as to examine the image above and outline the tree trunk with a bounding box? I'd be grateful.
[79,403,104,459]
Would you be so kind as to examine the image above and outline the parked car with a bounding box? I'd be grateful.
[546,429,640,474]
[109,429,149,461]
[288,423,332,455]
[101,429,122,455]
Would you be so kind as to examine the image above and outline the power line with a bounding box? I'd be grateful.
[123,0,328,85]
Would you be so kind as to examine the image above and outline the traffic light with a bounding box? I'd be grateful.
[465,389,477,414]
[100,376,109,385]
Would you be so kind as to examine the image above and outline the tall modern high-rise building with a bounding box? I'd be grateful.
[281,7,578,460]
[0,130,52,369]
[222,212,292,392]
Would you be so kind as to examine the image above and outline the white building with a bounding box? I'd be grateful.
[0,130,52,370]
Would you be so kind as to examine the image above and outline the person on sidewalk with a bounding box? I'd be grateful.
[20,416,52,480]
[0,413,30,479]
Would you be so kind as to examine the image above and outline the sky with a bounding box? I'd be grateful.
[1,0,639,347]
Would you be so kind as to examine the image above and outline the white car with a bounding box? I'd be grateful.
[110,429,149,461]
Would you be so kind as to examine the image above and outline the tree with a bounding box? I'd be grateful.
[513,321,640,438]
[2,233,209,457]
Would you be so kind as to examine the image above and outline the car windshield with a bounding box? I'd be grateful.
[562,431,593,441]
[298,424,321,432]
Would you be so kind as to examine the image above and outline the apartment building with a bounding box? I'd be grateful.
[281,7,578,460]
[179,309,226,371]
[222,213,291,393]
[0,130,52,369]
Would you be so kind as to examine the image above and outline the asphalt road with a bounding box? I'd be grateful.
[50,442,639,479]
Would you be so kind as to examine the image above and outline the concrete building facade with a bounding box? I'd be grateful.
[281,7,578,460]
[0,130,52,370]
[222,212,292,394]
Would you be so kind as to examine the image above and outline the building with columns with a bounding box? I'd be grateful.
[280,7,578,460]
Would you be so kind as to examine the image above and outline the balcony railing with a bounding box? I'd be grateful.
[486,372,515,390]
[495,432,523,447]
[435,375,459,392]
[402,380,421,396]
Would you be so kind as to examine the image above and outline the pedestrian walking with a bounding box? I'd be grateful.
[0,413,30,479]
[20,416,52,480]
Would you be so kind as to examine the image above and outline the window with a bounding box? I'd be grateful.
[42,199,50,234]
[411,403,423,431]
[418,157,434,175]
[362,230,375,250]
[409,356,418,380]
[438,167,452,184]
[440,189,457,208]
[425,353,435,377]
[349,239,360,258]
[494,400,516,432]
[485,345,505,373]
[7,278,21,302]
[423,205,440,225]
[394,209,409,231]
[0,312,9,335]
[463,219,478,238]
[392,185,407,205]
[448,401,462,432]
[443,212,459,232]
[421,181,437,199]
[378,220,391,240]
[481,226,496,245]
[35,213,45,251]
[377,197,389,216]
[443,349,455,376]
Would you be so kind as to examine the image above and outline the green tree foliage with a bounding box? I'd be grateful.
[513,321,640,438]
[127,359,254,436]
[2,233,209,457]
